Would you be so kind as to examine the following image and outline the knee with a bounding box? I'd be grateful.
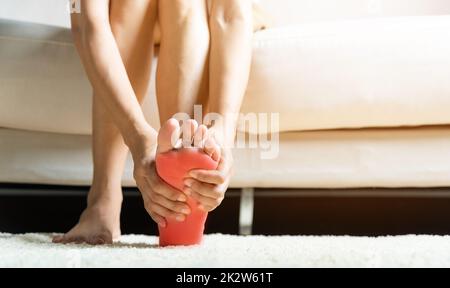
[159,0,209,41]
[162,0,200,19]
[209,0,252,28]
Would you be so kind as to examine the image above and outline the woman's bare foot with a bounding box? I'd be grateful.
[52,186,122,245]
[156,118,233,214]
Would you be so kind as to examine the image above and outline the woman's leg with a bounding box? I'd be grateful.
[54,0,157,245]
[156,0,210,122]
[155,0,225,225]
[207,0,253,146]
[171,1,253,215]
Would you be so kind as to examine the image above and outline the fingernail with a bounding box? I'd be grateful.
[184,179,193,187]
[176,215,186,222]
[198,204,205,211]
[159,221,166,228]
[181,208,191,215]
[177,194,187,202]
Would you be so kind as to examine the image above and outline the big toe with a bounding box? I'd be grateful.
[157,118,181,153]
[52,235,64,243]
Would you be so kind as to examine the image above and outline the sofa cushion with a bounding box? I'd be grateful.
[242,15,450,133]
[1,126,450,188]
[1,16,450,134]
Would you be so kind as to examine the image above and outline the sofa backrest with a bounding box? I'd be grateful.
[2,0,450,29]
[260,0,450,26]
[0,0,70,27]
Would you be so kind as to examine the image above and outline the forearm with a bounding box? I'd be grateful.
[75,0,156,151]
[82,25,155,147]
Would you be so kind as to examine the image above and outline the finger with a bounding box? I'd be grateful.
[217,152,233,174]
[137,180,170,227]
[188,169,227,185]
[147,202,187,222]
[150,193,191,215]
[136,186,167,227]
[146,162,187,202]
[186,188,224,211]
[148,211,167,228]
[149,175,188,202]
[184,178,224,199]
[135,176,153,197]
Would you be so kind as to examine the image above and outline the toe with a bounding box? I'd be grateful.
[60,236,72,244]
[157,118,181,153]
[181,119,198,148]
[204,137,221,162]
[52,235,64,243]
[194,125,207,148]
[95,238,106,245]
[62,232,85,244]
[87,236,106,245]
[73,237,85,244]
[99,232,114,245]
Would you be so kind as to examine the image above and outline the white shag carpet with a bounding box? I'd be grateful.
[1,233,450,268]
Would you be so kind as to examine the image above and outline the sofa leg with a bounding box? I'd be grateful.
[239,188,255,235]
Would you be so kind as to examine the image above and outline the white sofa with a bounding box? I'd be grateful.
[1,0,450,189]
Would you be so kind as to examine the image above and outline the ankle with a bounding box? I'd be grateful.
[87,182,123,207]
[87,194,123,207]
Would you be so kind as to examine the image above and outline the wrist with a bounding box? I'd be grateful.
[125,121,158,158]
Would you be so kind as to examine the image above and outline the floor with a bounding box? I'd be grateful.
[3,185,450,267]
[2,233,450,268]
[2,186,450,236]
[0,187,241,235]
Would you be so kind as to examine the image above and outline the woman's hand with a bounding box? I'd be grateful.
[183,148,233,212]
[130,132,191,227]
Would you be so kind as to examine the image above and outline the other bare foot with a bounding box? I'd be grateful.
[52,188,122,245]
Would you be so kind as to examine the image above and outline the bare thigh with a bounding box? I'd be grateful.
[109,0,158,101]
[156,0,210,123]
